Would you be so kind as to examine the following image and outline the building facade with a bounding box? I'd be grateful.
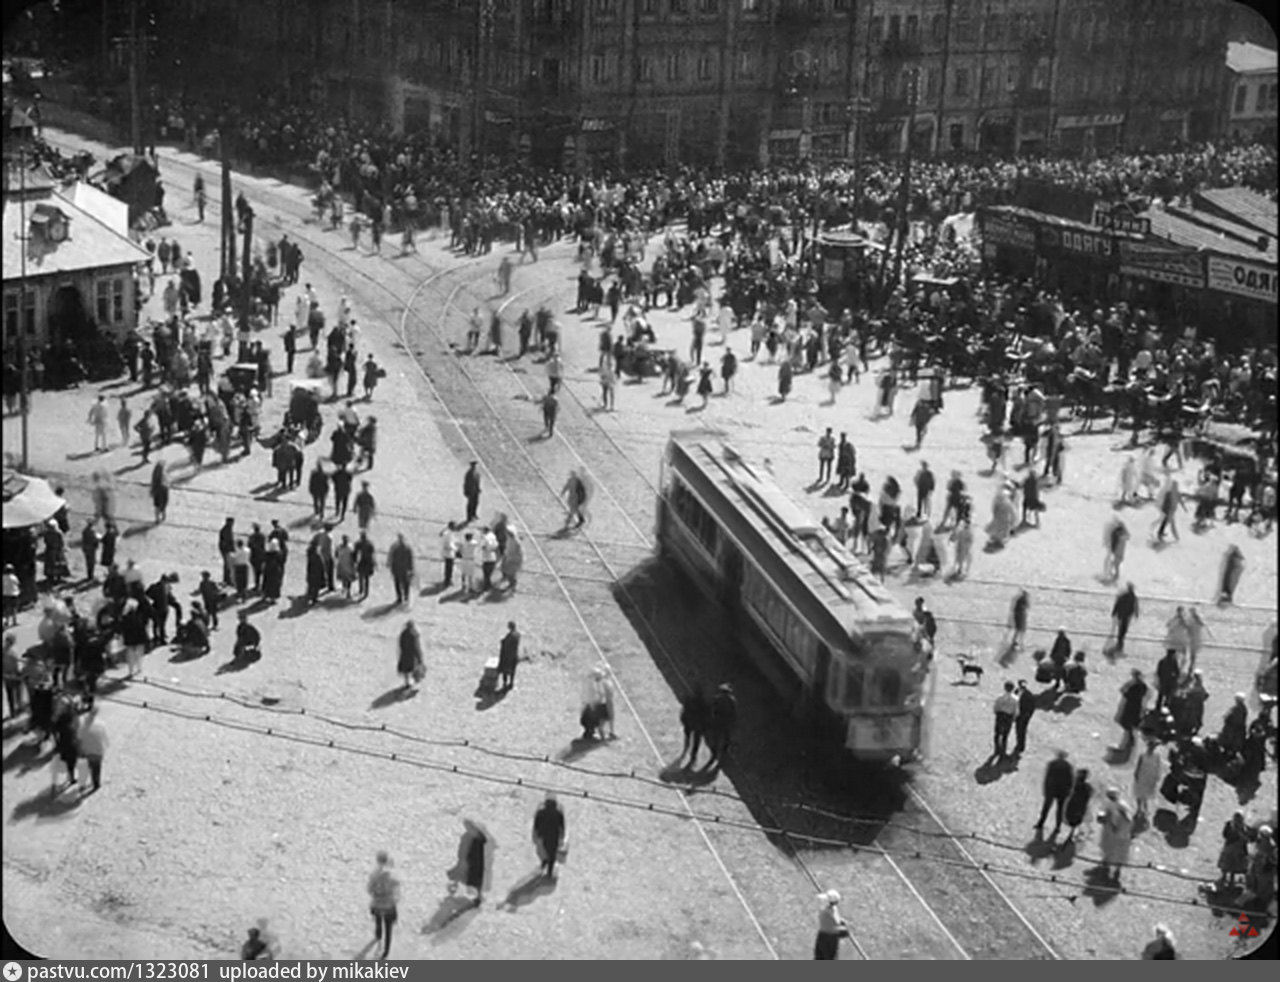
[169,0,1238,168]
[1224,41,1278,141]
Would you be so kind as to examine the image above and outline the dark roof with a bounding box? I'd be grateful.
[1192,188,1279,239]
[981,204,1145,239]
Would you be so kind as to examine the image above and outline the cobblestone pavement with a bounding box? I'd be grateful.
[3,127,1275,960]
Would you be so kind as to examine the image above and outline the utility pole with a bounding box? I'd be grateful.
[239,205,255,344]
[128,0,141,154]
[15,148,31,471]
[891,66,920,292]
[220,114,234,284]
[852,0,873,234]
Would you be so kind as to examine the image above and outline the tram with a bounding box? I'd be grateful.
[656,430,930,764]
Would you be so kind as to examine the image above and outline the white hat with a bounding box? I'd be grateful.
[820,889,841,906]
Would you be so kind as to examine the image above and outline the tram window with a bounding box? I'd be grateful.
[843,663,865,708]
[870,668,902,707]
[671,481,718,555]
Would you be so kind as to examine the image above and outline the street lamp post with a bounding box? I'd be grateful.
[891,67,921,292]
[15,148,31,472]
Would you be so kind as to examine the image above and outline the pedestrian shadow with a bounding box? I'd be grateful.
[277,595,312,620]
[1046,694,1082,716]
[558,736,607,763]
[8,785,87,823]
[114,460,149,475]
[498,869,557,912]
[360,601,401,620]
[419,582,451,598]
[289,514,317,528]
[1023,830,1058,865]
[973,755,1018,784]
[421,893,479,941]
[1104,744,1134,766]
[1152,808,1196,848]
[480,587,514,603]
[2,738,54,776]
[167,645,208,663]
[1051,838,1079,869]
[1198,881,1248,920]
[214,650,260,674]
[437,588,474,604]
[473,685,509,711]
[65,450,100,462]
[121,524,152,539]
[370,686,419,710]
[1081,866,1122,906]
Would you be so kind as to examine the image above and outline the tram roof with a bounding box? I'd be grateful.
[667,430,917,643]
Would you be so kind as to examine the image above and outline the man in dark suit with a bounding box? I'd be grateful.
[498,622,520,691]
[1034,750,1075,837]
[1013,679,1037,756]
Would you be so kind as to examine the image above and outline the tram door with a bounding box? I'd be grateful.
[812,643,832,724]
[720,541,743,605]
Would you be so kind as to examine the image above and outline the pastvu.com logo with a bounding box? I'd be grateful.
[4,962,24,981]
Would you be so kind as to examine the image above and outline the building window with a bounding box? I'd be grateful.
[738,49,756,77]
[949,122,964,149]
[742,0,759,12]
[833,0,850,11]
[594,0,616,16]
[986,13,1001,42]
[640,0,658,16]
[931,13,945,42]
[112,278,126,324]
[697,52,714,80]
[1032,57,1049,90]
[905,14,918,42]
[698,0,719,13]
[980,66,995,97]
[3,290,35,341]
[669,0,687,14]
[591,54,608,84]
[1270,83,1278,111]
[955,15,976,44]
[869,16,882,42]
[1006,65,1017,91]
[638,56,654,82]
[953,68,970,97]
[665,53,682,82]
[97,281,111,324]
[889,14,901,39]
[925,67,939,99]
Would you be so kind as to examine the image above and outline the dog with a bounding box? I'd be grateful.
[957,654,984,683]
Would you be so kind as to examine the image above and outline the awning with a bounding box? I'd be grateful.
[2,471,67,530]
[1056,113,1125,129]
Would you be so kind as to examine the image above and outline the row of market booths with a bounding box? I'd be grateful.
[976,182,1277,350]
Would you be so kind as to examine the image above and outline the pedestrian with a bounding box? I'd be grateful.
[532,794,567,880]
[914,461,934,521]
[1132,739,1163,822]
[53,699,80,789]
[1154,648,1181,714]
[1243,826,1276,909]
[397,620,424,689]
[1013,679,1036,755]
[1063,767,1094,843]
[541,390,559,436]
[721,347,737,394]
[777,359,793,400]
[1097,788,1134,884]
[1035,750,1075,837]
[335,534,356,597]
[499,525,524,591]
[580,667,616,740]
[80,520,99,582]
[119,598,148,677]
[354,531,376,600]
[813,890,851,960]
[88,395,109,452]
[1118,454,1139,505]
[816,429,835,484]
[1217,810,1251,889]
[498,621,520,690]
[438,522,459,587]
[354,480,376,531]
[992,681,1017,759]
[1109,582,1139,656]
[198,570,222,630]
[150,462,169,522]
[448,819,495,908]
[77,702,108,793]
[1141,924,1179,960]
[388,533,415,605]
[1114,669,1148,752]
[1153,477,1186,542]
[230,539,251,602]
[3,632,24,716]
[463,462,482,524]
[1217,544,1245,604]
[308,463,329,519]
[680,682,710,768]
[599,359,616,410]
[233,609,261,662]
[950,519,974,579]
[1185,606,1209,676]
[458,532,477,594]
[362,355,382,401]
[1021,470,1044,528]
[707,682,737,766]
[116,397,132,448]
[367,851,401,961]
[136,410,154,462]
[479,526,499,589]
[262,540,284,604]
[1007,589,1030,651]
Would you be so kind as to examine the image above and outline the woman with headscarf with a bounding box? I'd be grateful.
[986,485,1016,549]
[448,819,496,908]
[1217,810,1251,889]
[1097,788,1134,883]
[396,621,424,689]
[305,541,326,606]
[261,539,284,603]
[1141,923,1178,959]
[813,889,850,960]
[1063,767,1094,844]
[1132,739,1163,823]
[499,525,524,591]
[1217,544,1245,605]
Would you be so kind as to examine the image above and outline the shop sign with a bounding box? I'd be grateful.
[1117,241,1205,288]
[979,212,1037,250]
[1206,255,1279,303]
[1039,224,1115,258]
[581,117,613,132]
[1092,201,1151,236]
